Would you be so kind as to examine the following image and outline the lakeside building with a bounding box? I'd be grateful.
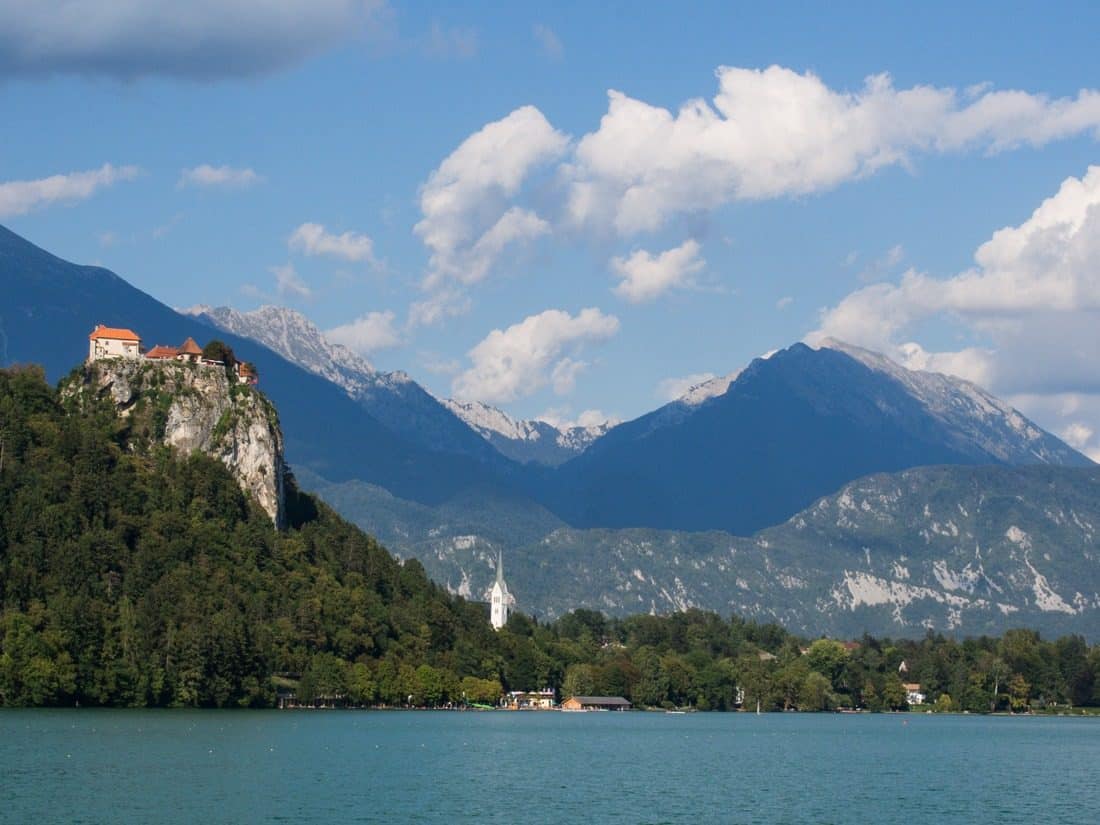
[505,689,556,709]
[489,550,514,630]
[561,696,632,711]
[903,683,926,705]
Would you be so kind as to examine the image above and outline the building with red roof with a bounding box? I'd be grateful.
[88,325,142,361]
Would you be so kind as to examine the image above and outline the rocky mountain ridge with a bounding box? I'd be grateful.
[441,398,616,466]
[185,304,618,466]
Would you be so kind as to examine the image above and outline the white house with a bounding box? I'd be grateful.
[88,325,142,361]
[903,682,926,706]
[489,550,514,630]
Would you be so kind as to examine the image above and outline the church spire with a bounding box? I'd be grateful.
[490,550,511,630]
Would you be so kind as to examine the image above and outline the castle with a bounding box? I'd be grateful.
[87,325,257,384]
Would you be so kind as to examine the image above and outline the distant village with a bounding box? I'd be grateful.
[87,324,257,385]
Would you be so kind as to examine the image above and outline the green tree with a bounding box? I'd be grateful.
[1008,673,1031,712]
[562,663,596,699]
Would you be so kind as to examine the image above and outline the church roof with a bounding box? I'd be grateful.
[179,337,203,355]
[89,324,140,342]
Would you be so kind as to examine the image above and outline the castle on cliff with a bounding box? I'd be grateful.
[87,325,257,384]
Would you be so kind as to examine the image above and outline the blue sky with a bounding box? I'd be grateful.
[3,1,1100,454]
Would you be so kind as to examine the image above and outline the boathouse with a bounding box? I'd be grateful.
[561,695,632,711]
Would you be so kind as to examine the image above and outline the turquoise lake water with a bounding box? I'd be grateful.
[1,710,1097,824]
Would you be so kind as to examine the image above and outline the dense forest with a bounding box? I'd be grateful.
[2,364,1099,711]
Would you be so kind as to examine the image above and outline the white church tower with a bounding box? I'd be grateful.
[490,550,513,630]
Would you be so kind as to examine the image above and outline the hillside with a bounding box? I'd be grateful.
[308,464,1100,640]
[0,365,470,704]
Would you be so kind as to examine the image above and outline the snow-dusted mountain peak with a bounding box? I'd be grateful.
[443,398,617,466]
[815,337,1089,466]
[679,370,743,406]
[183,304,377,394]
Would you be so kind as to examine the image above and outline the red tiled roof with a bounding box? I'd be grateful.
[179,337,203,355]
[89,324,141,342]
[145,345,179,359]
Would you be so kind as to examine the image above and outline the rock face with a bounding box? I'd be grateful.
[70,359,286,527]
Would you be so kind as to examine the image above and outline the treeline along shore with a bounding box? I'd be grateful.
[2,364,1099,712]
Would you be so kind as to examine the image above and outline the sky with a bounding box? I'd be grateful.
[3,1,1100,456]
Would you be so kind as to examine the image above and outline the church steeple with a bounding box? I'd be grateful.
[489,550,512,630]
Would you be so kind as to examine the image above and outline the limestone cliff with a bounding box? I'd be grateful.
[66,359,286,527]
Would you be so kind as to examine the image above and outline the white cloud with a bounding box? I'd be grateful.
[270,262,311,299]
[537,408,616,430]
[550,357,587,395]
[656,372,718,402]
[563,66,1100,234]
[409,66,1100,325]
[179,164,262,189]
[414,105,569,306]
[0,1,386,79]
[810,165,1100,459]
[407,288,472,328]
[611,238,705,302]
[533,24,563,60]
[776,296,793,310]
[418,353,462,376]
[422,19,478,59]
[0,163,139,218]
[289,222,377,265]
[452,308,619,404]
[813,165,1100,348]
[326,310,400,355]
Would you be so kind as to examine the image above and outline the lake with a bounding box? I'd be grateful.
[1,710,1096,823]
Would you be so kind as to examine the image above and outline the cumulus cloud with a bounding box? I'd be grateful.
[178,164,263,189]
[289,222,378,265]
[415,105,569,290]
[0,1,384,79]
[0,163,139,218]
[452,308,619,404]
[533,24,563,60]
[611,238,705,302]
[810,165,1100,457]
[326,310,400,355]
[655,372,719,402]
[564,66,1100,234]
[409,66,1100,325]
[270,262,311,299]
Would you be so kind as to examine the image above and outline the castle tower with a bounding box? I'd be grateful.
[490,550,512,630]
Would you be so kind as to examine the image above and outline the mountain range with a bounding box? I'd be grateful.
[3,221,1096,638]
[183,304,612,467]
